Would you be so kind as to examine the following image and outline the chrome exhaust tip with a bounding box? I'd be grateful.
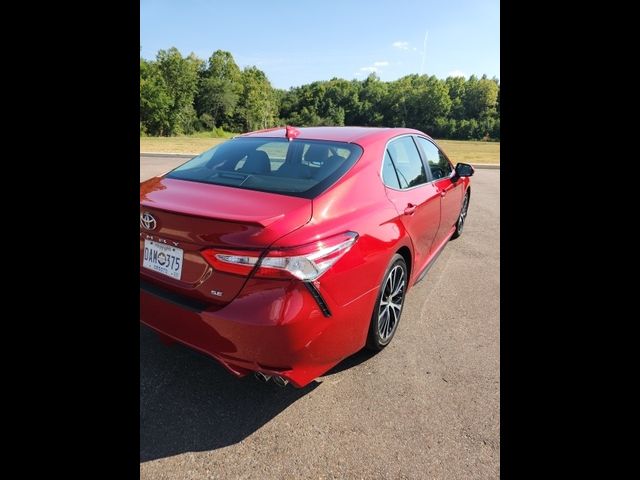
[272,376,289,387]
[254,372,272,383]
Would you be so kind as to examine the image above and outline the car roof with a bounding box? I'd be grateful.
[237,126,431,146]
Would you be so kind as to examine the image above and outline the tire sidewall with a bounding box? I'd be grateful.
[452,190,470,238]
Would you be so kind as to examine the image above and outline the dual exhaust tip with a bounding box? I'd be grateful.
[254,371,289,387]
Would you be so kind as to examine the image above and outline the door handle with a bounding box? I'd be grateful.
[404,204,417,215]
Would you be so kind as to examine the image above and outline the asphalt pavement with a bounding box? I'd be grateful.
[140,156,500,479]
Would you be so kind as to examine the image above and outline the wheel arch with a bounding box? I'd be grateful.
[396,246,412,281]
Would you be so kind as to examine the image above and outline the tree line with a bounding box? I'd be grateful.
[140,48,500,140]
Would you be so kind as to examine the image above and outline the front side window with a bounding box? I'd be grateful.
[385,136,428,189]
[166,137,363,199]
[415,137,452,180]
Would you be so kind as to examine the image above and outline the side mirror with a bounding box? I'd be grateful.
[452,162,474,182]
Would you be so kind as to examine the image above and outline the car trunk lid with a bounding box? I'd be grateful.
[139,177,312,304]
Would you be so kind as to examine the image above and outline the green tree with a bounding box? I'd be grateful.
[381,75,451,134]
[323,78,360,125]
[156,47,201,135]
[491,118,500,139]
[462,75,499,119]
[381,76,412,127]
[446,76,467,120]
[279,78,361,126]
[415,75,452,133]
[196,50,243,130]
[140,46,500,140]
[355,74,387,125]
[140,58,172,136]
[287,106,328,126]
[457,119,479,139]
[237,66,278,131]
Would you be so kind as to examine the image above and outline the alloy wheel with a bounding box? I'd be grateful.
[457,194,469,234]
[378,264,406,342]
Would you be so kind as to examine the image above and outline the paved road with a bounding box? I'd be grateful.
[140,156,188,181]
[140,157,500,479]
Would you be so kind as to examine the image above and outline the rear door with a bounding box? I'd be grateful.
[382,136,441,276]
[415,136,463,247]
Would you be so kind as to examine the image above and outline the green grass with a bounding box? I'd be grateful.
[185,128,236,139]
[140,136,228,153]
[435,139,500,165]
[140,135,500,164]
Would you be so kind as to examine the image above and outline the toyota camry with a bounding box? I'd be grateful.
[140,126,474,387]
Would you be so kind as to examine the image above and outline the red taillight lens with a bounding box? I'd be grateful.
[200,249,261,277]
[201,232,358,281]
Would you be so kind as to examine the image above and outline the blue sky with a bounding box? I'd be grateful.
[140,0,499,90]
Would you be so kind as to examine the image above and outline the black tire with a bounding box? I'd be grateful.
[450,190,470,240]
[366,254,408,351]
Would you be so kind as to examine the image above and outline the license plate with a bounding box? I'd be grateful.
[143,240,184,280]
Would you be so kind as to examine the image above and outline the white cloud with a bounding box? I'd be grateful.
[447,69,467,78]
[392,41,410,50]
[359,61,389,74]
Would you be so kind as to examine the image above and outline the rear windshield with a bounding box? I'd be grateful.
[166,137,363,199]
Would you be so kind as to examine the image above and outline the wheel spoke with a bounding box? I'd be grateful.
[393,267,401,291]
[391,280,405,298]
[383,310,390,337]
[388,306,397,335]
[379,308,389,337]
[389,301,401,311]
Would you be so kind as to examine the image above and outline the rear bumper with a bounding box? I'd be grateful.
[140,278,377,387]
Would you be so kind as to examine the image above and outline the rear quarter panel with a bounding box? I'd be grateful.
[271,138,413,351]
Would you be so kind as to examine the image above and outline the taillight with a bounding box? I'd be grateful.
[201,232,358,281]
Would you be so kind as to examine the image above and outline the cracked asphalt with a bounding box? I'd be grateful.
[140,156,500,479]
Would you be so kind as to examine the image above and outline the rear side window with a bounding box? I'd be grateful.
[415,137,452,180]
[385,136,428,189]
[166,137,363,199]
[382,151,401,189]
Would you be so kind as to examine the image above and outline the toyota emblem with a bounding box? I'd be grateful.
[140,212,157,231]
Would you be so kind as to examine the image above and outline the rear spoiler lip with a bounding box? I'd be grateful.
[139,202,286,228]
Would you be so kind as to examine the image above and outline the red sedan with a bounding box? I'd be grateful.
[140,126,474,387]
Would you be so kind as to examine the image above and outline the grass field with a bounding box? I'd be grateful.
[139,137,227,154]
[434,139,500,165]
[140,136,500,165]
